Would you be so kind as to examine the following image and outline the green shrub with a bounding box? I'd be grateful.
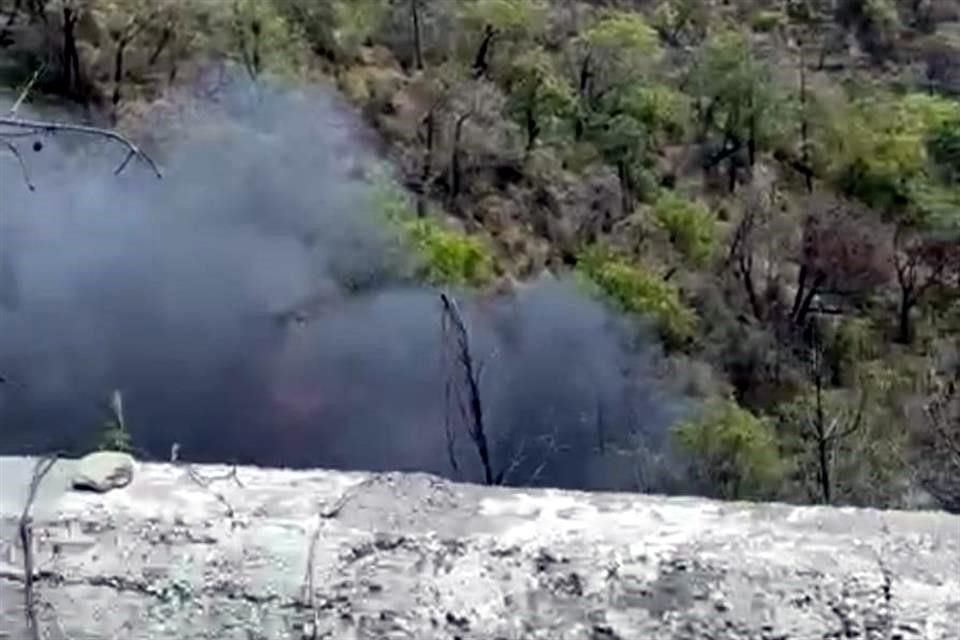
[750,10,787,33]
[402,218,495,287]
[369,171,495,287]
[930,115,960,183]
[577,247,698,347]
[652,191,717,265]
[822,93,960,212]
[674,399,784,500]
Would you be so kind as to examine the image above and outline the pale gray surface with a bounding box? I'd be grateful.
[0,455,958,639]
[70,451,136,493]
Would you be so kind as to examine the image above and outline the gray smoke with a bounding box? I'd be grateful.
[0,81,690,492]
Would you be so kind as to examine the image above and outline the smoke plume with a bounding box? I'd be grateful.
[0,81,690,492]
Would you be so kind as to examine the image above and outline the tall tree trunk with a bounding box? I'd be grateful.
[799,47,813,193]
[61,6,81,99]
[449,113,470,203]
[148,25,173,66]
[410,0,423,71]
[112,38,129,124]
[738,255,764,322]
[472,24,495,79]
[727,153,737,193]
[617,160,631,214]
[418,107,435,217]
[896,289,915,345]
[525,101,539,153]
[813,348,832,505]
[793,271,824,326]
[574,51,592,140]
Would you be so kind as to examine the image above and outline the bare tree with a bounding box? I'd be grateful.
[913,351,960,512]
[440,292,495,485]
[892,227,960,344]
[802,335,868,504]
[790,196,893,327]
[107,3,162,123]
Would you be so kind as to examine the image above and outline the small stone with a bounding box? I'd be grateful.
[72,451,136,493]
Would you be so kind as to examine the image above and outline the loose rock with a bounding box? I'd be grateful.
[71,451,135,493]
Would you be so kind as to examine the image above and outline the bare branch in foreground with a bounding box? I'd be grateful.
[0,116,163,179]
[171,445,244,518]
[8,65,46,116]
[440,292,496,486]
[18,454,60,640]
[1,139,34,190]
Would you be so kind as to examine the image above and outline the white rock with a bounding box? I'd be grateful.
[71,451,135,493]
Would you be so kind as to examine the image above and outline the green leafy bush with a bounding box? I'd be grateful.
[821,93,960,212]
[577,247,698,347]
[369,171,495,287]
[750,10,787,33]
[402,218,495,287]
[674,399,784,500]
[653,191,717,265]
[930,115,960,183]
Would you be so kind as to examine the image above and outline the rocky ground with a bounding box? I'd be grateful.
[0,455,958,639]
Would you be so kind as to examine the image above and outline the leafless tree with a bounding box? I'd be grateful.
[914,351,960,512]
[802,334,868,504]
[892,227,960,344]
[440,292,495,485]
[790,196,893,327]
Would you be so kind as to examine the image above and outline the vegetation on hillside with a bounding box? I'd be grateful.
[2,0,959,510]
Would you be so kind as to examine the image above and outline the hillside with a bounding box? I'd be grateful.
[0,0,959,512]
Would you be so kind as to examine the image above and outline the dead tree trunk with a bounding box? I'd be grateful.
[417,105,436,217]
[410,0,423,71]
[61,5,81,98]
[448,111,470,204]
[440,293,495,486]
[472,24,496,79]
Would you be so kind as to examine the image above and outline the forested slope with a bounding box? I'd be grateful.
[1,0,958,511]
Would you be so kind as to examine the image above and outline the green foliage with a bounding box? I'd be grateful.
[222,0,309,79]
[690,28,787,156]
[907,181,960,230]
[651,0,710,45]
[370,171,495,287]
[821,93,960,213]
[403,218,496,287]
[674,399,784,500]
[577,247,698,347]
[580,10,662,91]
[653,191,717,265]
[97,390,133,453]
[460,0,547,36]
[330,0,390,57]
[504,47,576,147]
[930,115,960,183]
[584,10,660,54]
[750,9,787,33]
[584,85,688,204]
[616,84,691,143]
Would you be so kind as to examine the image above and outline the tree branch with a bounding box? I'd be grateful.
[2,139,35,190]
[19,454,60,640]
[8,64,45,115]
[0,116,162,179]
